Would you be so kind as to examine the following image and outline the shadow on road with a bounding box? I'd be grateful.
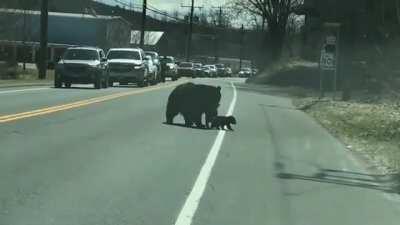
[162,122,224,131]
[112,85,140,88]
[276,169,400,194]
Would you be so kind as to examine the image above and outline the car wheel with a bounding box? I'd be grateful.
[64,82,71,88]
[94,77,102,89]
[54,76,62,88]
[102,79,109,89]
[151,72,159,85]
[138,79,147,87]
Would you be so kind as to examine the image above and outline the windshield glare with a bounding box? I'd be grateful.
[64,49,99,60]
[162,58,174,63]
[108,51,141,60]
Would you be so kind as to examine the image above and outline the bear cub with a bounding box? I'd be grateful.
[211,115,237,131]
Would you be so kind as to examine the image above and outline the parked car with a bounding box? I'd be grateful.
[204,64,217,77]
[160,56,179,81]
[201,65,211,77]
[144,55,159,85]
[225,67,233,77]
[55,47,108,89]
[252,68,259,75]
[106,48,152,87]
[238,67,253,77]
[193,63,203,77]
[178,62,195,77]
[215,64,226,77]
[145,51,160,75]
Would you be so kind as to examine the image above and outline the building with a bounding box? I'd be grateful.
[0,8,131,65]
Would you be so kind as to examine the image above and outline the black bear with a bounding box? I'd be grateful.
[211,116,237,130]
[166,83,221,128]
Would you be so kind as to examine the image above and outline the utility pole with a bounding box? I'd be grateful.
[213,20,219,63]
[22,7,27,70]
[39,0,48,80]
[140,0,147,48]
[211,6,226,63]
[239,24,244,70]
[211,6,228,27]
[181,1,202,61]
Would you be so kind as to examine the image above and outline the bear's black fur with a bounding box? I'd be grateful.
[166,83,221,128]
[211,116,237,130]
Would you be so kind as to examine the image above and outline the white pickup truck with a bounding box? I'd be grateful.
[106,48,157,87]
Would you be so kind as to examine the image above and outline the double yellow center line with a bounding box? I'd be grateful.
[0,82,181,124]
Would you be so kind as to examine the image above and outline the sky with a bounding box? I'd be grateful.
[101,0,228,14]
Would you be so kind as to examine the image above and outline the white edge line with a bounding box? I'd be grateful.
[0,87,50,94]
[174,82,237,225]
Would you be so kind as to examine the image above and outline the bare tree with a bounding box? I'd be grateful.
[199,12,209,25]
[231,0,303,62]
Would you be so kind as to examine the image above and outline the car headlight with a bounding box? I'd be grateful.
[88,64,101,69]
[134,64,144,69]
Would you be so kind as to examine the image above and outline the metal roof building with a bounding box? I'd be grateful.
[0,8,132,49]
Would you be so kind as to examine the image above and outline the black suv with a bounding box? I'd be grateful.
[55,47,108,89]
[215,64,226,77]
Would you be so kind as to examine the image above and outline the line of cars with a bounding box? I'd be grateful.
[54,46,179,89]
[175,62,233,78]
[54,46,257,89]
[238,67,258,78]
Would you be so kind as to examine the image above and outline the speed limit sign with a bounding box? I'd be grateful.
[320,51,336,70]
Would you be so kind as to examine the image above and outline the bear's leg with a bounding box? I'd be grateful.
[227,124,234,131]
[194,113,205,128]
[205,115,212,129]
[205,110,217,129]
[166,108,178,124]
[183,115,193,127]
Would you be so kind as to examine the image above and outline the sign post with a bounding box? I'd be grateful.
[319,23,341,99]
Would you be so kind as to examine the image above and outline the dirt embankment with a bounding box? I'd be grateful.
[247,59,320,89]
[294,96,400,174]
[249,59,400,175]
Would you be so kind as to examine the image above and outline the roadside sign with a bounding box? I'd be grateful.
[326,36,337,45]
[320,50,336,71]
[320,23,341,99]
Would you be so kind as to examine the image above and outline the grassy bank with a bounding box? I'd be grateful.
[247,59,320,89]
[294,94,400,174]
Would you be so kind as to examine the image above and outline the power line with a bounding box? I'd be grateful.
[108,0,184,22]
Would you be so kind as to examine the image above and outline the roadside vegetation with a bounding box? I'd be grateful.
[0,61,54,84]
[295,93,400,174]
[249,56,400,175]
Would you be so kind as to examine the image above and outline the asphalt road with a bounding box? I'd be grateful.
[0,78,400,225]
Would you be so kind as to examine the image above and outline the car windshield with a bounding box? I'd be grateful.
[145,52,158,59]
[108,50,141,60]
[162,57,174,63]
[216,64,224,68]
[64,49,99,60]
